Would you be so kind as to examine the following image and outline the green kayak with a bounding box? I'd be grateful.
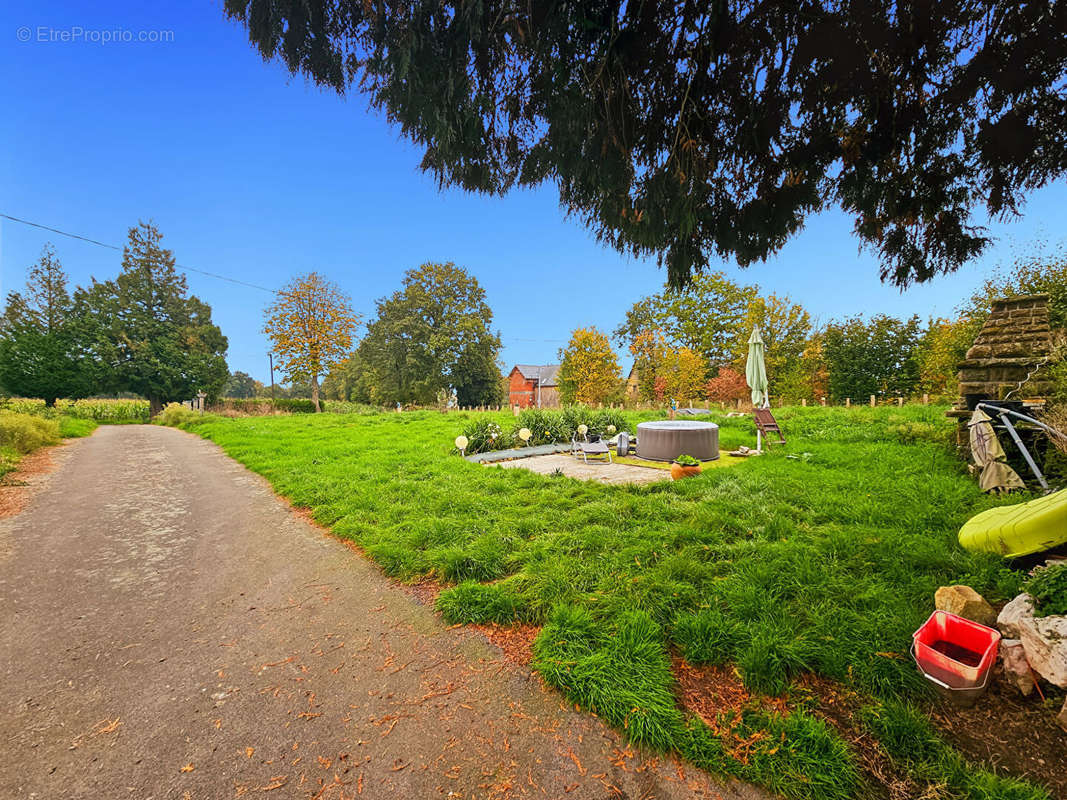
[959,488,1067,558]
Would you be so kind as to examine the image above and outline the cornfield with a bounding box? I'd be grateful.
[0,397,150,422]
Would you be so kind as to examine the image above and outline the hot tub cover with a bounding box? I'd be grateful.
[636,420,719,462]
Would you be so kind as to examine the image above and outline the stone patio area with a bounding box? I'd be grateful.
[485,453,668,485]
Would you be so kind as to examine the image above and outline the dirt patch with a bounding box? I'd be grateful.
[929,677,1066,798]
[673,656,1065,799]
[673,660,917,800]
[0,443,68,519]
[472,623,541,668]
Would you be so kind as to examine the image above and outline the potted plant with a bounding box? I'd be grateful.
[670,453,702,480]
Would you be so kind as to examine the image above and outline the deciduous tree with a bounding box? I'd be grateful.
[226,1,1066,288]
[359,263,501,405]
[223,370,258,398]
[264,272,361,412]
[558,328,621,405]
[615,272,755,366]
[823,315,922,401]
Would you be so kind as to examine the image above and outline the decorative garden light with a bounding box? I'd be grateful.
[518,427,532,444]
[455,435,468,456]
[577,424,588,437]
[606,425,616,435]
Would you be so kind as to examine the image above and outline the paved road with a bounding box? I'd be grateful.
[0,425,762,800]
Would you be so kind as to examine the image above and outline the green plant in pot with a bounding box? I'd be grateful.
[670,453,702,480]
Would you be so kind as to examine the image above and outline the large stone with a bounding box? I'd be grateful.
[934,585,997,627]
[999,638,1034,696]
[997,593,1067,688]
[1058,698,1067,733]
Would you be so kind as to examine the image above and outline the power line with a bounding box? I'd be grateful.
[0,212,276,293]
[1,212,577,346]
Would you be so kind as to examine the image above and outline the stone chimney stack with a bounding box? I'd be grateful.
[956,294,1054,403]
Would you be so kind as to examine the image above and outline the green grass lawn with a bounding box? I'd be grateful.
[177,406,1047,800]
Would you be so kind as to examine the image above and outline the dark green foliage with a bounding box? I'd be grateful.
[0,245,93,405]
[223,370,258,398]
[80,223,228,415]
[823,315,923,401]
[226,1,1066,289]
[358,262,501,406]
[1024,562,1067,617]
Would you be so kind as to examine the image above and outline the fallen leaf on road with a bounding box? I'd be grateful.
[93,718,122,736]
[246,747,255,758]
[253,775,288,791]
[180,763,195,773]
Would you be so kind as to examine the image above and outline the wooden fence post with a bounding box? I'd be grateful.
[820,397,826,407]
[870,395,876,407]
[801,398,807,407]
[845,397,851,408]
[923,394,929,406]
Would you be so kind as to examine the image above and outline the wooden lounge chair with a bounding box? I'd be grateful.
[572,433,613,463]
[753,408,786,446]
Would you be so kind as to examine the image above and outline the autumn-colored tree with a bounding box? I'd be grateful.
[628,329,667,401]
[659,346,708,402]
[557,328,621,405]
[916,316,982,398]
[704,367,749,403]
[731,293,812,378]
[264,272,361,412]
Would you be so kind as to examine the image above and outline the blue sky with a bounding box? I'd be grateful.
[2,1,1065,384]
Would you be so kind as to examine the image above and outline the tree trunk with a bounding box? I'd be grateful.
[149,396,163,418]
[311,374,321,413]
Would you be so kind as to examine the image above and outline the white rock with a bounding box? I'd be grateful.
[997,593,1067,688]
[998,638,1034,696]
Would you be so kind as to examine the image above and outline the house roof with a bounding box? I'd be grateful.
[513,364,560,386]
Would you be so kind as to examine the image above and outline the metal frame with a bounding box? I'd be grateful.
[976,402,1067,492]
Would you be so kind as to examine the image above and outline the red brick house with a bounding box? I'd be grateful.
[507,365,561,409]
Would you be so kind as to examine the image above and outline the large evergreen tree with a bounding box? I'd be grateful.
[225,1,1067,288]
[83,223,229,415]
[0,245,91,405]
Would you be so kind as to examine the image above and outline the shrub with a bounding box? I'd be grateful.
[157,402,199,427]
[1024,562,1067,617]
[459,417,512,454]
[0,412,60,453]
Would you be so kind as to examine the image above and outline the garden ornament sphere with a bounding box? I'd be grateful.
[518,427,532,442]
[577,424,588,436]
[606,425,617,435]
[455,435,468,451]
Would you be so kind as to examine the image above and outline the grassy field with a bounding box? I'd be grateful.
[176,406,1047,800]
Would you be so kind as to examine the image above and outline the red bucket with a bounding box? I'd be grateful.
[911,610,1000,703]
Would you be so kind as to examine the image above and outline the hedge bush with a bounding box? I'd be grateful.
[0,412,60,453]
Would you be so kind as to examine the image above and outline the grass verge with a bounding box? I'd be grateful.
[172,406,1049,799]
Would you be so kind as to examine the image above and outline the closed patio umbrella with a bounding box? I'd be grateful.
[746,326,768,408]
